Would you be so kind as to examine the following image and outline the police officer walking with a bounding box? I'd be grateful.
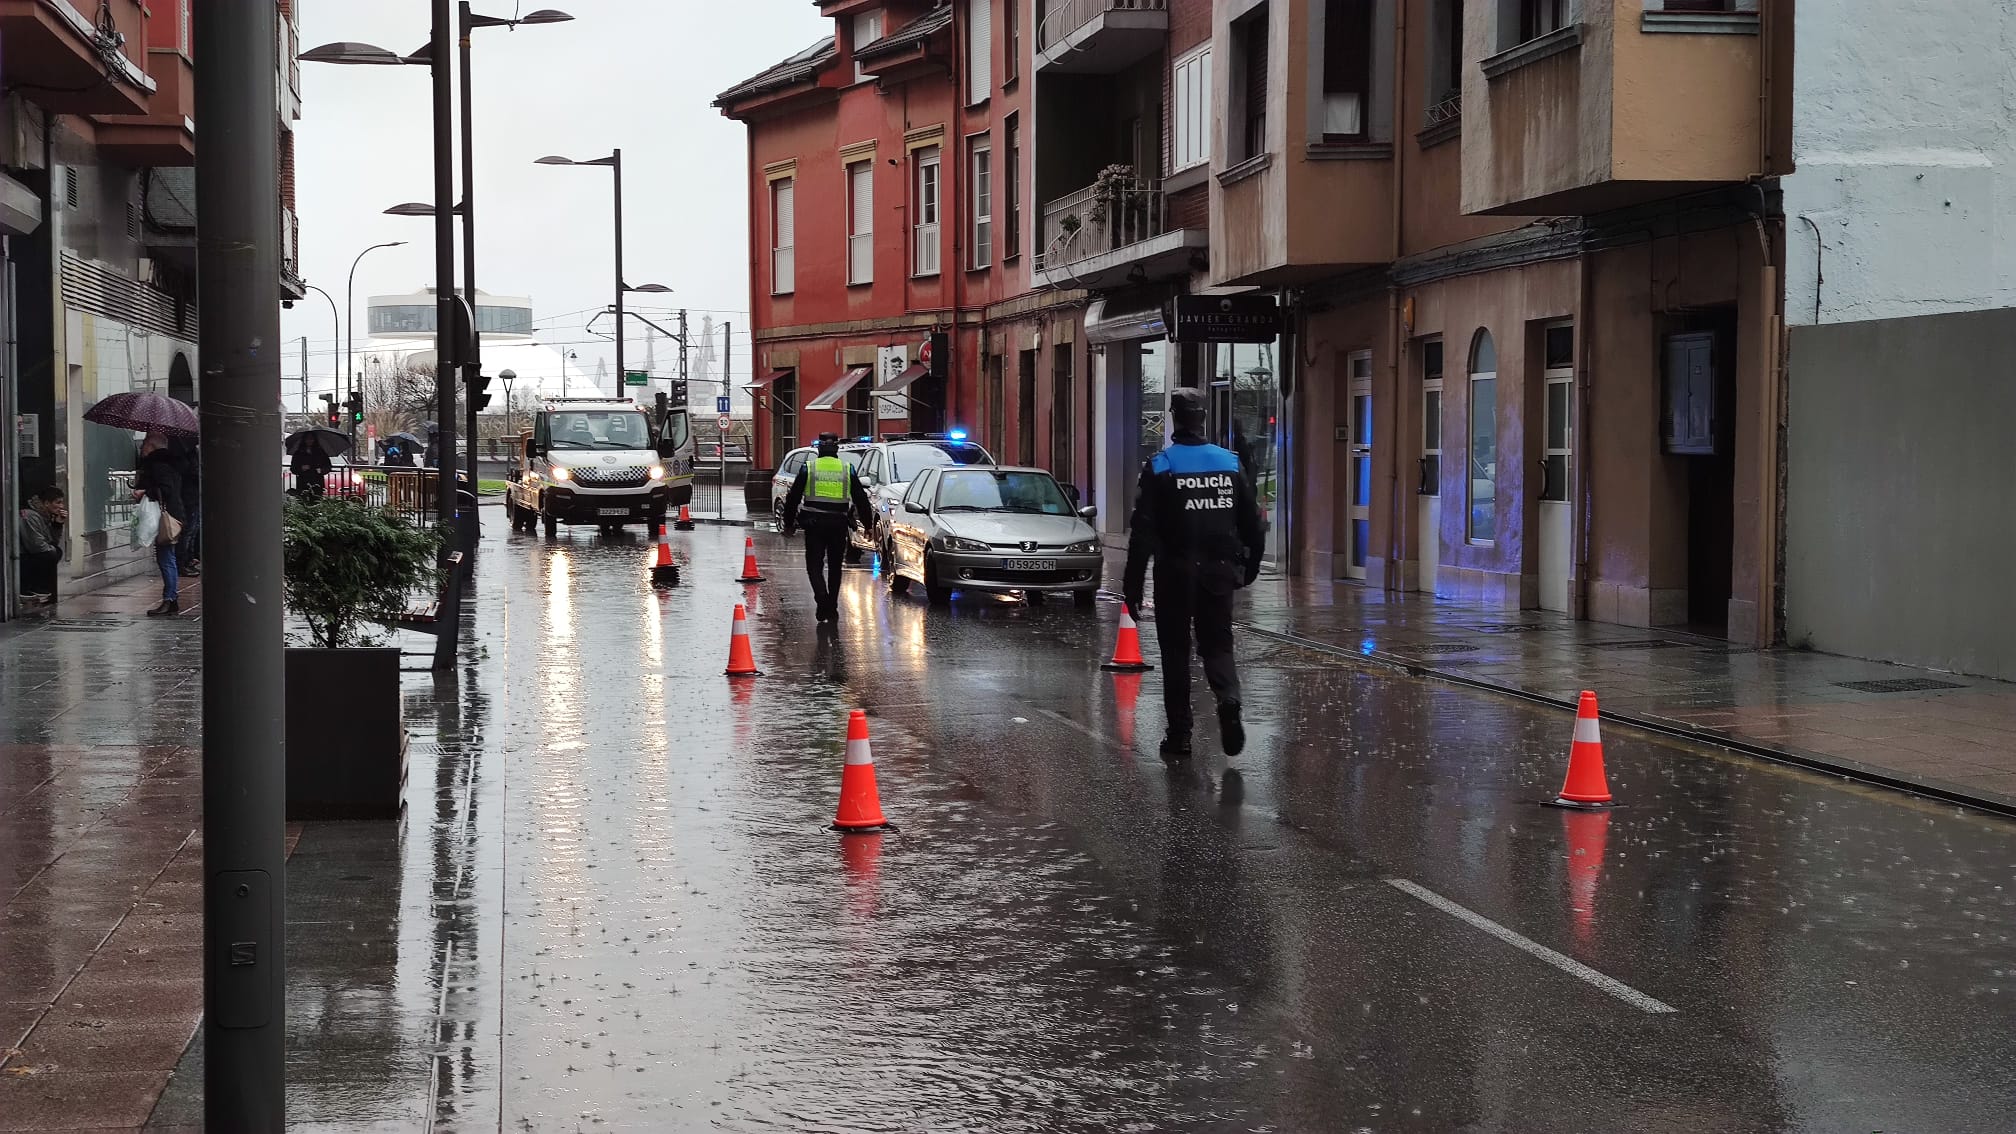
[1122,388,1265,763]
[781,432,875,625]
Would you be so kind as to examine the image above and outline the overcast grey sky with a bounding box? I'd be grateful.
[278,0,830,403]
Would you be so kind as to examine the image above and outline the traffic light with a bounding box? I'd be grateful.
[320,393,338,427]
[468,371,493,412]
[669,379,688,407]
[345,392,363,424]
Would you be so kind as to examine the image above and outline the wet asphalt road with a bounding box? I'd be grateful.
[349,517,2016,1132]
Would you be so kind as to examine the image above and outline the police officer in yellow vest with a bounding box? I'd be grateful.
[781,433,875,624]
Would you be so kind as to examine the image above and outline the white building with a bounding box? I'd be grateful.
[360,287,594,402]
[1780,0,2016,679]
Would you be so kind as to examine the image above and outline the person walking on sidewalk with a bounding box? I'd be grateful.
[1122,387,1265,764]
[134,433,186,617]
[291,434,333,498]
[17,486,66,605]
[780,432,874,626]
[169,435,201,577]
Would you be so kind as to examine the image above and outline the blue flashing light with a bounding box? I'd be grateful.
[947,428,968,441]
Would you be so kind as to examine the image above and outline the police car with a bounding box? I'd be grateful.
[770,432,993,558]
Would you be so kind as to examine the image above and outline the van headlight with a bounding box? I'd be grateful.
[550,466,571,482]
[647,464,666,480]
[1066,540,1099,554]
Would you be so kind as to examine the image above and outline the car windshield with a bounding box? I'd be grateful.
[888,443,990,483]
[548,410,653,451]
[934,470,1073,515]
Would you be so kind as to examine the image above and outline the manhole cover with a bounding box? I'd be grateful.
[1407,642,1481,655]
[1835,678,1966,694]
[1587,639,1693,651]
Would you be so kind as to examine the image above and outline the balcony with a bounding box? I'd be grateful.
[1461,5,1766,215]
[1034,175,1205,291]
[93,49,197,166]
[1035,0,1167,75]
[0,0,153,114]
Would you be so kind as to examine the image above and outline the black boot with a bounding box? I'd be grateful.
[146,599,179,617]
[1218,702,1246,757]
[1159,733,1192,764]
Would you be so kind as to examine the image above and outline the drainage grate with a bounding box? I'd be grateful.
[44,622,119,633]
[1406,642,1482,655]
[1835,678,1966,694]
[1587,639,1694,651]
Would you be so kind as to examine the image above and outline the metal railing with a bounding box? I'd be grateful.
[1037,0,1167,52]
[1034,176,1167,273]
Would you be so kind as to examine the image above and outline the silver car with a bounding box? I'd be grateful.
[883,465,1102,607]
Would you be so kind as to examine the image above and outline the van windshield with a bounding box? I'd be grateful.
[548,411,653,451]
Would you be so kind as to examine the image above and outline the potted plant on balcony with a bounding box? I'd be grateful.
[1087,163,1139,247]
[280,495,441,819]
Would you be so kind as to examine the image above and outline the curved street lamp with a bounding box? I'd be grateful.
[345,240,406,446]
[536,150,647,382]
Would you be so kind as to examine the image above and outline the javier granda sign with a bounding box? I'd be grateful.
[1168,293,1283,344]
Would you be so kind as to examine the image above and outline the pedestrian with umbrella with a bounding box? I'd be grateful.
[288,429,339,497]
[80,391,196,616]
[384,432,421,467]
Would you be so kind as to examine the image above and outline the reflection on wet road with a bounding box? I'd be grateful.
[384,519,2016,1131]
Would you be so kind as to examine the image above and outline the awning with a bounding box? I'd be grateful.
[748,367,794,389]
[875,361,930,394]
[806,365,873,411]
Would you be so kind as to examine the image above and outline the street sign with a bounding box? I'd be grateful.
[624,370,649,387]
[715,395,731,414]
[717,414,732,432]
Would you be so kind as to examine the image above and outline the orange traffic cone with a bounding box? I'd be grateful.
[1100,605,1154,672]
[1547,690,1613,809]
[723,603,763,677]
[674,503,694,531]
[736,535,766,583]
[831,710,894,833]
[650,540,679,587]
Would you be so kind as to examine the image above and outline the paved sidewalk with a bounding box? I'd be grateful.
[1232,577,2016,814]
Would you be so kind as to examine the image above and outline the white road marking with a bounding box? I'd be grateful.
[1383,877,1678,1015]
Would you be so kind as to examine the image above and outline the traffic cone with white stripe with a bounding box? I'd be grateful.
[1547,690,1613,809]
[650,540,679,587]
[736,535,766,583]
[831,710,894,833]
[723,602,763,677]
[1100,605,1154,672]
[674,503,695,531]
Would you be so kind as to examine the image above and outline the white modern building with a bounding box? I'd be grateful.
[1781,0,2016,680]
[360,286,593,401]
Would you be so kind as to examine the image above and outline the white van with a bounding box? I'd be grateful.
[504,398,680,536]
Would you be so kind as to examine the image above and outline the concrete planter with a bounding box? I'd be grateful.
[284,646,407,820]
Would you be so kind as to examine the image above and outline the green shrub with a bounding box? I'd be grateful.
[282,497,442,648]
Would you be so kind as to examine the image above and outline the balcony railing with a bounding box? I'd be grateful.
[1037,0,1168,52]
[1035,176,1166,273]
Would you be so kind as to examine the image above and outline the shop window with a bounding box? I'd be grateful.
[1467,328,1497,543]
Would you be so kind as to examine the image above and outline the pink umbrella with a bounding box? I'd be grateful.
[82,390,199,438]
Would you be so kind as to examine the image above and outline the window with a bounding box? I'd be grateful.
[770,177,795,294]
[1003,114,1021,260]
[847,160,874,285]
[1321,0,1373,142]
[853,9,884,81]
[1419,339,1443,497]
[1172,46,1212,171]
[1519,0,1569,43]
[1541,323,1573,503]
[966,0,992,105]
[1425,0,1464,124]
[1466,329,1497,543]
[969,136,993,269]
[1660,0,1731,10]
[1233,6,1270,162]
[1003,0,1019,84]
[913,146,941,276]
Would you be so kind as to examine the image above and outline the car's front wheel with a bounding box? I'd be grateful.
[923,554,951,606]
[1073,588,1098,609]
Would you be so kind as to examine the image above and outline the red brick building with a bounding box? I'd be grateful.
[717,0,1090,493]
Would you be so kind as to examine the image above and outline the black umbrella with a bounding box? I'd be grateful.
[285,427,353,457]
[423,421,440,435]
[386,432,423,448]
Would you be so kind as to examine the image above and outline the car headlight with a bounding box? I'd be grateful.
[1065,540,1099,554]
[935,534,991,553]
[647,464,666,480]
[550,466,571,482]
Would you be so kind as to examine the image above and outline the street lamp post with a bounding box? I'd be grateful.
[499,368,516,451]
[346,241,405,449]
[536,152,672,389]
[300,283,340,418]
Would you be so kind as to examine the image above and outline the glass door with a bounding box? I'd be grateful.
[1419,339,1443,594]
[1344,351,1372,580]
[1539,322,1574,612]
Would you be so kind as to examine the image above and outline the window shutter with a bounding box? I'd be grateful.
[967,0,992,104]
[775,180,795,248]
[851,163,873,235]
